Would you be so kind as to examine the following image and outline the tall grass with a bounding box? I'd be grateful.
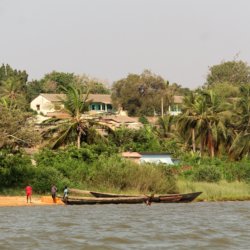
[88,156,178,194]
[178,179,250,201]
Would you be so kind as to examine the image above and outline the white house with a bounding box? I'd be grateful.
[122,152,176,165]
[30,93,184,118]
[168,96,183,116]
[140,153,175,165]
[30,93,113,115]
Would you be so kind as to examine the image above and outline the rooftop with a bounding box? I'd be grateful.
[40,93,112,104]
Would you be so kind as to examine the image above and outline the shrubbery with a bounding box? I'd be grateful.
[88,156,177,193]
[192,165,222,182]
[178,153,250,183]
[1,144,250,195]
[33,166,70,193]
[0,150,34,188]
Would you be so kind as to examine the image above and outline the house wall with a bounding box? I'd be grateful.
[30,96,55,115]
[123,157,141,164]
[169,104,182,116]
[89,103,113,112]
[140,154,174,165]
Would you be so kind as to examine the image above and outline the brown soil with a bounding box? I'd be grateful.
[0,196,64,207]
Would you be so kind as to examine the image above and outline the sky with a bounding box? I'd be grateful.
[0,0,250,89]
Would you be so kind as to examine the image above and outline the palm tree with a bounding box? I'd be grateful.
[43,85,109,149]
[177,93,197,153]
[229,85,250,159]
[178,91,230,158]
[155,115,176,139]
[0,77,27,109]
[196,91,231,158]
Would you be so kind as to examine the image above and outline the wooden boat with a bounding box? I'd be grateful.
[62,196,148,205]
[90,191,134,198]
[155,192,202,203]
[61,192,202,205]
[90,191,202,203]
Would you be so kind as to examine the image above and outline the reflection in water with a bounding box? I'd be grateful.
[0,202,250,250]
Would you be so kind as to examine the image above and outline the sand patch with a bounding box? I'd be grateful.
[0,196,64,207]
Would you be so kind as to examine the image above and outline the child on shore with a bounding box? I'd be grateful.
[25,185,32,203]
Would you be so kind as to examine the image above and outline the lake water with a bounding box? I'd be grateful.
[0,202,250,250]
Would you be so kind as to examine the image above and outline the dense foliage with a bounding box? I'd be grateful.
[1,61,250,195]
[111,70,185,116]
[0,146,178,194]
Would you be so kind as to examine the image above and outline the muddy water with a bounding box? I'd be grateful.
[0,202,250,250]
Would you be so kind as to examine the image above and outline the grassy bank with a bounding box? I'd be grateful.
[177,179,250,201]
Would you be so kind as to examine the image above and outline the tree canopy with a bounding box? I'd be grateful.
[0,105,40,149]
[112,70,178,116]
[206,60,250,86]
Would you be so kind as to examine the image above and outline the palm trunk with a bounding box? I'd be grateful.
[200,140,203,157]
[208,132,214,158]
[77,130,81,149]
[191,128,196,152]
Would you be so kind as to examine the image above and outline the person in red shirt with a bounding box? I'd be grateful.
[25,185,32,203]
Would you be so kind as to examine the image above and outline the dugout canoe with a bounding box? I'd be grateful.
[61,195,183,205]
[62,196,148,205]
[90,191,202,203]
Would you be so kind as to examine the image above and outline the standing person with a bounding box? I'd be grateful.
[63,186,68,202]
[25,185,32,203]
[51,184,57,203]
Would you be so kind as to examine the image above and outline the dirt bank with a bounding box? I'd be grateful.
[0,196,64,207]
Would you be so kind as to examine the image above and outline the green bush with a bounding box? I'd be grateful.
[192,165,222,182]
[223,161,250,182]
[0,150,34,188]
[33,166,71,194]
[87,155,177,193]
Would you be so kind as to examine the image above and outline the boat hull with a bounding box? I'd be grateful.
[62,192,202,205]
[63,196,146,205]
[90,191,202,203]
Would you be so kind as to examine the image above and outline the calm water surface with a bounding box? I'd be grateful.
[0,202,250,250]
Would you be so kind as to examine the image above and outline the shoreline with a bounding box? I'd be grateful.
[0,196,64,207]
[0,196,250,207]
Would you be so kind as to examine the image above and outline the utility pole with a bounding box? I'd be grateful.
[161,97,164,118]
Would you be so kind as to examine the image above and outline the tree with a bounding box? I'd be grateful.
[178,91,230,158]
[0,105,40,149]
[178,93,197,153]
[206,82,240,99]
[42,86,111,149]
[206,60,250,86]
[74,75,110,94]
[26,71,75,98]
[112,70,174,116]
[155,115,176,139]
[229,85,250,159]
[43,85,89,149]
[0,64,29,110]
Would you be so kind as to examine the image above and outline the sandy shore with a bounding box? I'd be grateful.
[0,196,64,207]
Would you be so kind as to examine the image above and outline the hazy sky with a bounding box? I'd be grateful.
[1,0,250,88]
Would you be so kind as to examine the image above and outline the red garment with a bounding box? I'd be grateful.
[25,186,32,196]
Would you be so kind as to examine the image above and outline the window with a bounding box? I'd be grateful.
[107,104,112,110]
[36,105,40,111]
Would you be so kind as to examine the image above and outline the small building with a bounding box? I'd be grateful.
[88,94,113,114]
[140,153,174,165]
[30,93,113,115]
[168,96,183,116]
[121,152,142,163]
[122,152,175,165]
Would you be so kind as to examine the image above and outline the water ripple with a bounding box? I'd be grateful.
[0,201,250,249]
